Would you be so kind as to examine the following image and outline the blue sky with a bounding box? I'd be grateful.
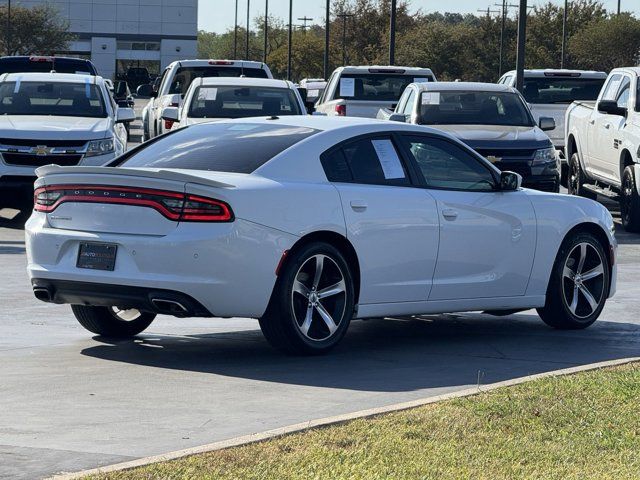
[199,0,638,32]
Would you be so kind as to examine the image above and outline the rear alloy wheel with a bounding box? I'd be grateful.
[71,305,156,338]
[259,242,355,355]
[568,153,596,200]
[620,166,640,233]
[537,232,610,329]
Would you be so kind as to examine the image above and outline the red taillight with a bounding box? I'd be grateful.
[164,119,174,130]
[29,55,54,62]
[335,104,346,116]
[34,185,233,223]
[209,60,234,65]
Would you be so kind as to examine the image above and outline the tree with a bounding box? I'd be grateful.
[569,13,640,71]
[0,4,74,56]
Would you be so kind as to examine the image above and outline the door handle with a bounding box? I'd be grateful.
[442,209,458,220]
[604,123,611,129]
[589,119,595,125]
[350,200,368,211]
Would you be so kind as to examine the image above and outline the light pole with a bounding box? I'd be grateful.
[287,0,292,80]
[337,13,353,66]
[263,0,268,64]
[6,0,10,56]
[245,0,250,60]
[324,0,330,80]
[234,0,238,58]
[561,0,568,68]
[515,0,527,92]
[389,0,396,65]
[618,0,621,14]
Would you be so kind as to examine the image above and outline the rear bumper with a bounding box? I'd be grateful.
[25,213,298,318]
[31,278,211,317]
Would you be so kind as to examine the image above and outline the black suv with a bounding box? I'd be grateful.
[0,56,98,76]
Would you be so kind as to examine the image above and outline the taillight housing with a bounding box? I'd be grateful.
[34,185,234,222]
[164,101,180,130]
[335,104,346,116]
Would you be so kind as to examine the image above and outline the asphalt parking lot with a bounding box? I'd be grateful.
[1,105,639,479]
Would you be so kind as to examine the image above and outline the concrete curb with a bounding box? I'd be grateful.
[50,357,640,479]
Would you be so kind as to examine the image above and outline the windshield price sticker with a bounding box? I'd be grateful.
[371,139,405,179]
[421,92,441,105]
[198,88,218,101]
[414,77,430,83]
[308,89,320,97]
[339,78,355,97]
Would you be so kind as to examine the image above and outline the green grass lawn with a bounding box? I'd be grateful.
[90,363,640,480]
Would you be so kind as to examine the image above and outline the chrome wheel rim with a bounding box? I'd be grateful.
[562,242,605,319]
[110,307,142,322]
[569,160,579,195]
[622,173,633,223]
[291,254,347,341]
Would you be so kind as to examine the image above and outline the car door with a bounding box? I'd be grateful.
[398,134,537,300]
[598,74,631,181]
[588,73,623,174]
[321,134,440,304]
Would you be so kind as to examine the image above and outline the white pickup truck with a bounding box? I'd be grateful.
[565,67,640,232]
[314,66,436,118]
[499,69,607,185]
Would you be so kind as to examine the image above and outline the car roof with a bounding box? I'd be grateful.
[610,67,640,76]
[0,72,103,84]
[166,59,268,69]
[502,69,607,78]
[195,77,293,88]
[411,81,514,93]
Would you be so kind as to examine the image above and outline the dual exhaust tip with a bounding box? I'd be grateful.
[32,286,190,317]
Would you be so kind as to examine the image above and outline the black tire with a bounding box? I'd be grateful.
[560,162,568,188]
[71,305,156,338]
[537,232,610,330]
[259,242,355,355]
[620,166,640,233]
[567,153,597,200]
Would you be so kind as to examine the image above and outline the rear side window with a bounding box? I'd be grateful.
[118,123,318,173]
[321,136,410,186]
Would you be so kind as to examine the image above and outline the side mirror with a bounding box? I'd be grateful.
[161,106,179,122]
[538,117,556,131]
[598,100,627,117]
[136,84,154,98]
[500,171,522,191]
[115,107,135,123]
[388,113,407,123]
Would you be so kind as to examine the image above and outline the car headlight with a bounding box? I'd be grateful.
[86,138,115,157]
[532,147,557,165]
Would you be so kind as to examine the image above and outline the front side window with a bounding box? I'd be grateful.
[601,74,623,101]
[118,123,318,173]
[616,76,631,108]
[418,90,534,127]
[188,86,302,118]
[402,135,496,191]
[401,88,417,115]
[0,81,107,117]
[169,66,268,95]
[322,136,410,186]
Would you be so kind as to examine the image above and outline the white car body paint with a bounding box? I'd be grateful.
[26,116,617,321]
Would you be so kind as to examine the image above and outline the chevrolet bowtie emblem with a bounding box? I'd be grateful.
[486,155,501,163]
[32,145,52,156]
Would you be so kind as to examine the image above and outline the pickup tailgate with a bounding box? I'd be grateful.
[34,165,233,236]
[344,100,397,118]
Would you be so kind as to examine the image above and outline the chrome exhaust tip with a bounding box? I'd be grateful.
[150,298,189,316]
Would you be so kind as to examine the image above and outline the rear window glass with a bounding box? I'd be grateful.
[189,86,302,118]
[118,123,319,173]
[522,77,606,104]
[337,73,434,102]
[0,58,96,75]
[169,66,269,95]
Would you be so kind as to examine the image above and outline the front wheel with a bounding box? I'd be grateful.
[620,166,640,233]
[537,232,610,329]
[567,153,596,200]
[259,242,355,355]
[71,305,156,338]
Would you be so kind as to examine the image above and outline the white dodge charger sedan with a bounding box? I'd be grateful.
[25,117,617,354]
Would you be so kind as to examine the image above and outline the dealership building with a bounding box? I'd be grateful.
[11,0,198,80]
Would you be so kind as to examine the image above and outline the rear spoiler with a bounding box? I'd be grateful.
[34,164,235,189]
